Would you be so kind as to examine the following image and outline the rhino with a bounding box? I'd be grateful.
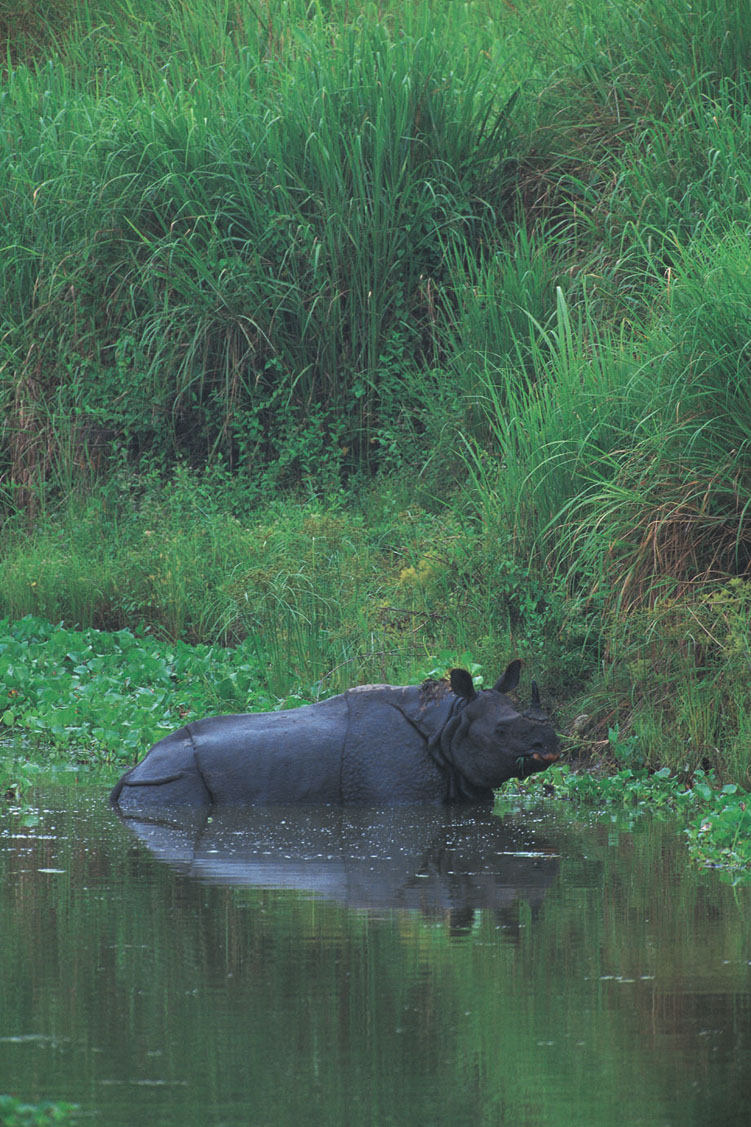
[110,660,560,812]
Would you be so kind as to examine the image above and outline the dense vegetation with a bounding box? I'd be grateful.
[0,1095,76,1127]
[3,0,751,795]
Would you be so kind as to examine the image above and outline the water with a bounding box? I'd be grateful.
[1,788,750,1126]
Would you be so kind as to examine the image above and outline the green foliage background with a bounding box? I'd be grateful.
[3,0,751,786]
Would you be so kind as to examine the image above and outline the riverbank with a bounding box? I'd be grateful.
[1,614,750,882]
[3,2,751,796]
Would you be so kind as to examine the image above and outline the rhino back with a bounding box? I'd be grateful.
[341,685,448,803]
[192,694,349,803]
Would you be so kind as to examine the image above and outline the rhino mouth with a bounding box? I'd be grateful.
[516,750,560,778]
[531,750,560,765]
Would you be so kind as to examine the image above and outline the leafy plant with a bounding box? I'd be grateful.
[685,785,751,877]
[501,764,751,881]
[0,1096,77,1127]
[0,615,275,769]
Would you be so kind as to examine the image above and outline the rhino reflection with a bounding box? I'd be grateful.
[119,805,560,933]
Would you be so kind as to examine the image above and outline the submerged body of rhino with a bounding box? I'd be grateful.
[110,661,560,813]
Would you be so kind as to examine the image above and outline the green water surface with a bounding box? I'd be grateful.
[1,790,749,1126]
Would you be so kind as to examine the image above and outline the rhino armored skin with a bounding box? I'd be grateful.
[110,661,560,812]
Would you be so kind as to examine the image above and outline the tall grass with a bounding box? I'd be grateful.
[453,225,751,601]
[448,226,751,780]
[1,1,521,497]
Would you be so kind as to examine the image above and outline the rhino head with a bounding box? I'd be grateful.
[445,660,560,793]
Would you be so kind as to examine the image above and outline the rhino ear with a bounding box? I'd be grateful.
[493,659,521,695]
[531,680,541,706]
[450,668,477,700]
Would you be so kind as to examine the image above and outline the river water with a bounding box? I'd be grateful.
[1,788,750,1126]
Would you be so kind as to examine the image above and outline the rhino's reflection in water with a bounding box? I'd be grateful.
[119,804,560,934]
